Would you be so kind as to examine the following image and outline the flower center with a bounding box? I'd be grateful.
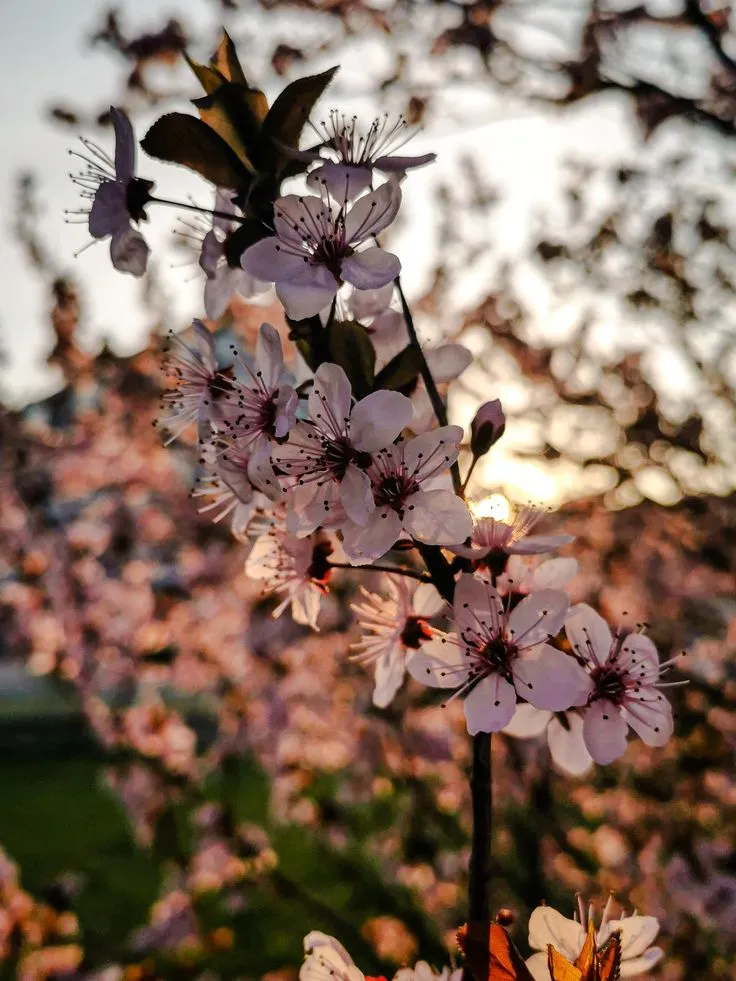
[374,473,418,516]
[125,177,154,223]
[307,540,333,588]
[400,616,432,649]
[479,636,517,677]
[591,665,626,703]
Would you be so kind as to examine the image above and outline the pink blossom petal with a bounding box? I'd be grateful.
[507,589,569,650]
[349,390,412,451]
[373,648,405,708]
[413,582,445,618]
[241,236,302,281]
[109,224,149,277]
[619,948,664,976]
[255,322,285,389]
[407,637,466,689]
[309,363,352,431]
[582,700,629,764]
[373,152,436,172]
[308,161,373,199]
[403,489,473,546]
[341,508,403,565]
[344,182,402,243]
[514,644,592,712]
[199,229,222,278]
[566,603,613,666]
[274,195,325,250]
[110,106,135,181]
[502,703,551,739]
[403,426,464,479]
[528,906,586,959]
[274,386,299,439]
[621,693,673,746]
[276,268,338,320]
[454,573,503,638]
[424,344,472,382]
[341,248,401,290]
[340,465,375,526]
[530,557,578,591]
[619,633,660,680]
[607,916,660,959]
[546,713,593,776]
[464,674,517,734]
[507,534,575,555]
[348,283,395,321]
[89,181,129,238]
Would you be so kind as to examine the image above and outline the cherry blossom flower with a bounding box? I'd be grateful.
[526,896,663,980]
[341,427,473,564]
[351,575,444,707]
[502,704,594,777]
[245,527,334,630]
[157,321,229,442]
[451,508,574,566]
[565,604,677,764]
[274,363,413,536]
[199,189,270,319]
[191,442,279,542]
[300,932,365,981]
[497,554,578,598]
[241,184,401,320]
[408,574,590,734]
[221,323,298,456]
[306,111,436,198]
[69,107,153,276]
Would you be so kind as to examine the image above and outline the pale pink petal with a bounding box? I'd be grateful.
[424,344,472,382]
[341,248,401,290]
[566,603,613,666]
[350,390,412,451]
[582,700,629,764]
[348,283,395,321]
[608,916,660,960]
[502,703,551,739]
[274,195,324,250]
[308,161,373,198]
[255,322,285,389]
[241,236,307,282]
[247,442,281,500]
[514,644,592,712]
[619,633,660,681]
[110,106,135,181]
[464,674,517,734]
[276,269,338,320]
[454,573,503,638]
[412,582,444,617]
[344,182,402,242]
[373,152,436,172]
[340,465,375,526]
[507,534,575,555]
[404,426,464,478]
[204,270,232,320]
[622,693,673,746]
[341,508,403,565]
[199,229,222,278]
[273,386,299,440]
[403,489,473,546]
[507,589,569,650]
[310,363,352,431]
[524,953,551,981]
[528,906,586,959]
[109,225,149,277]
[407,637,467,689]
[547,713,594,776]
[620,948,664,976]
[89,181,128,238]
[373,648,405,708]
[530,557,578,591]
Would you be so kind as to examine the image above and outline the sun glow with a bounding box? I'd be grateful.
[470,493,511,522]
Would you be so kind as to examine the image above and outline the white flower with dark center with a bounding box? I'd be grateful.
[408,574,591,734]
[351,575,444,707]
[245,528,334,630]
[307,110,436,198]
[69,106,153,276]
[300,932,364,981]
[566,604,679,764]
[341,427,472,564]
[526,896,663,980]
[199,189,270,319]
[157,321,234,443]
[451,508,574,568]
[274,363,413,536]
[241,184,401,320]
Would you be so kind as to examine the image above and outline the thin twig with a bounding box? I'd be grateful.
[149,194,244,223]
[328,561,431,583]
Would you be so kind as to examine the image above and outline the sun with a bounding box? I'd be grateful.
[470,493,510,522]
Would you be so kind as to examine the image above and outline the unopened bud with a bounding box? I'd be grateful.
[470,399,505,457]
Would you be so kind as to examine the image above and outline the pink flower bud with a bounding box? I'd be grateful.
[470,399,505,457]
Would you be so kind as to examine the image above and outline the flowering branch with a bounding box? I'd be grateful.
[328,560,432,583]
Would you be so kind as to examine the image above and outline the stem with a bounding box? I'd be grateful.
[394,277,463,496]
[461,454,480,495]
[148,194,244,224]
[464,731,493,981]
[328,561,431,583]
[416,543,456,603]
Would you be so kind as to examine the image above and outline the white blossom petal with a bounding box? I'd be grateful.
[340,465,375,526]
[341,508,403,565]
[344,182,402,242]
[547,713,594,776]
[349,390,412,451]
[407,637,467,689]
[507,590,569,650]
[619,948,664,976]
[609,916,660,960]
[276,270,338,320]
[464,674,517,734]
[621,694,673,747]
[582,700,629,764]
[508,534,575,555]
[530,557,578,591]
[373,648,406,708]
[242,236,307,282]
[308,161,373,198]
[514,644,592,712]
[255,322,285,389]
[413,582,445,618]
[424,344,472,382]
[341,248,401,290]
[403,489,473,546]
[524,953,551,981]
[566,603,613,666]
[528,906,586,960]
[502,703,551,739]
[309,363,352,431]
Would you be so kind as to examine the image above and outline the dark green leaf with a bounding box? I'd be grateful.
[294,338,319,372]
[223,218,271,268]
[373,344,423,393]
[193,83,267,171]
[141,113,251,191]
[328,320,376,399]
[262,67,338,170]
